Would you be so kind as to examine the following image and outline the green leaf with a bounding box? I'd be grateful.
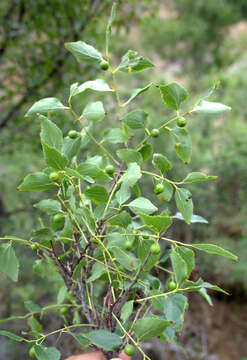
[175,246,195,278]
[122,109,148,129]
[62,136,82,161]
[120,301,134,323]
[65,41,102,63]
[164,294,187,331]
[127,197,157,215]
[57,286,67,305]
[182,172,217,184]
[34,199,61,215]
[108,211,132,229]
[0,243,19,282]
[157,180,173,202]
[170,127,192,164]
[138,239,160,271]
[0,330,24,342]
[118,50,154,73]
[72,79,113,96]
[83,101,105,122]
[116,183,131,205]
[24,300,42,313]
[117,149,142,164]
[138,213,172,233]
[27,317,43,333]
[198,288,213,306]
[85,185,108,203]
[174,212,208,224]
[122,162,142,187]
[40,116,63,151]
[159,82,188,110]
[77,162,110,181]
[150,289,166,312]
[25,98,68,117]
[41,141,69,170]
[18,172,55,191]
[104,128,128,144]
[70,333,91,347]
[87,263,106,283]
[106,2,116,52]
[123,83,152,106]
[34,345,61,360]
[138,143,153,162]
[152,153,172,174]
[85,330,122,351]
[133,318,170,340]
[192,100,231,115]
[111,246,136,271]
[192,243,238,261]
[175,188,193,224]
[170,249,187,285]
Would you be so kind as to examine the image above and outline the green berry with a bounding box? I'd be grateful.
[154,183,164,195]
[29,346,37,359]
[124,344,135,356]
[143,234,149,240]
[151,128,160,138]
[105,164,115,175]
[123,240,133,251]
[177,116,187,127]
[166,278,176,291]
[100,60,109,71]
[150,243,161,254]
[31,243,38,251]
[68,130,78,139]
[53,214,65,226]
[59,307,68,315]
[49,172,59,182]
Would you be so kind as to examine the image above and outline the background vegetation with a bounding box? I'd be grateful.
[1,0,247,358]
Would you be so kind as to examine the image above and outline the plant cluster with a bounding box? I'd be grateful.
[0,4,237,360]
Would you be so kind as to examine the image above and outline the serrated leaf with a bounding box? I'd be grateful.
[120,301,133,323]
[108,211,132,229]
[137,239,160,271]
[0,330,24,342]
[182,172,217,184]
[0,244,19,282]
[34,345,61,360]
[152,153,172,174]
[40,116,63,151]
[138,143,153,162]
[62,136,82,161]
[25,98,68,117]
[175,246,195,278]
[192,243,238,261]
[111,246,136,271]
[34,199,61,215]
[122,162,142,187]
[83,101,105,122]
[116,183,131,205]
[175,188,193,224]
[117,149,142,164]
[85,185,108,203]
[118,50,154,73]
[41,141,69,170]
[159,82,188,110]
[72,79,113,96]
[123,83,152,106]
[77,162,109,181]
[133,318,170,340]
[122,109,148,129]
[170,127,192,164]
[164,294,187,331]
[18,172,55,191]
[138,213,172,233]
[65,41,102,63]
[170,249,187,285]
[85,330,122,351]
[157,180,173,202]
[70,333,91,347]
[192,100,231,115]
[127,197,157,215]
[104,128,127,144]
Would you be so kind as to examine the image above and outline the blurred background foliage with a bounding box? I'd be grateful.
[1,0,247,359]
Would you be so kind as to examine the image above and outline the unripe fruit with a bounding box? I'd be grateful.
[31,243,38,251]
[29,346,37,359]
[53,214,65,226]
[154,183,164,195]
[166,278,176,291]
[123,240,133,251]
[143,234,149,240]
[150,243,161,254]
[49,172,59,182]
[124,344,135,356]
[151,128,160,138]
[59,307,68,315]
[100,60,109,71]
[177,116,187,127]
[68,130,78,139]
[105,164,115,175]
